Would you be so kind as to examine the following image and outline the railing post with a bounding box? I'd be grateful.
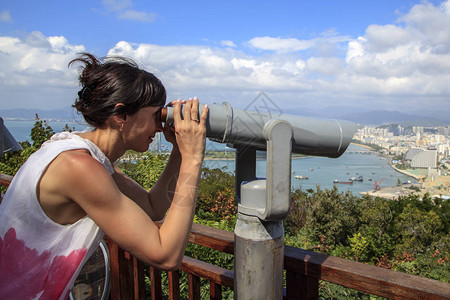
[132,257,145,300]
[105,238,120,300]
[150,267,163,300]
[209,282,222,300]
[286,270,319,300]
[168,270,181,300]
[188,274,201,299]
[118,250,135,298]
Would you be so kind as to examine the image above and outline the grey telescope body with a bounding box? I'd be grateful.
[0,117,22,156]
[162,102,356,157]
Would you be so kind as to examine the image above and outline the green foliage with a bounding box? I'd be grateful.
[396,204,443,255]
[408,185,421,192]
[286,186,449,285]
[196,167,236,222]
[0,141,29,176]
[349,232,369,262]
[1,115,56,176]
[30,114,54,149]
[285,188,310,233]
[299,186,361,247]
[62,123,75,133]
[117,151,168,189]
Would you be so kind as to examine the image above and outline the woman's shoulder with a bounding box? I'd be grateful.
[47,149,107,183]
[56,149,106,173]
[40,148,114,201]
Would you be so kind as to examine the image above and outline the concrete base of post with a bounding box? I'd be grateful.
[234,213,284,300]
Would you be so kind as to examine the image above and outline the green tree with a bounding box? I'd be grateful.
[285,188,311,234]
[30,114,54,149]
[396,204,443,255]
[196,167,235,221]
[303,186,360,247]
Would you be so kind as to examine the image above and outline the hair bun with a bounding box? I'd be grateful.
[78,86,92,107]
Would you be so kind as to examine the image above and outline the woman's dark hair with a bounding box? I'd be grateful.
[69,52,166,128]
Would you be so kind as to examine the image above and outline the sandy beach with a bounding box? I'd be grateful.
[361,175,450,199]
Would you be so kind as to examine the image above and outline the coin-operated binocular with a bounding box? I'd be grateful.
[161,102,355,158]
[161,102,357,299]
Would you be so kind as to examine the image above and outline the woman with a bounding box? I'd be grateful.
[0,53,208,299]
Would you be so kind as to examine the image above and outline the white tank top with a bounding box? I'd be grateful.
[0,132,114,300]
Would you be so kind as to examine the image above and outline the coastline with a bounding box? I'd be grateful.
[389,162,423,180]
[353,141,422,181]
[350,142,374,150]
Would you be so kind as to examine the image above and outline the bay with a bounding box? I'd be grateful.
[202,144,416,195]
[4,120,414,195]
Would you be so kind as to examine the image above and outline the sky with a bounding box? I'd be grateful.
[0,0,449,120]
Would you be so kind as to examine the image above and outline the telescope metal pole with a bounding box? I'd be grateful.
[234,120,293,300]
[234,210,285,299]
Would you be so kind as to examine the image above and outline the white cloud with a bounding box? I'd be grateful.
[108,41,312,93]
[102,0,156,23]
[248,34,351,55]
[305,57,344,76]
[0,10,12,23]
[343,0,450,105]
[0,32,84,109]
[1,1,450,117]
[102,0,132,12]
[221,40,237,48]
[365,25,413,51]
[248,36,313,52]
[118,9,156,22]
[23,31,51,48]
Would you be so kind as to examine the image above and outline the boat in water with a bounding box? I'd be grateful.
[349,175,363,182]
[295,175,309,180]
[333,179,353,184]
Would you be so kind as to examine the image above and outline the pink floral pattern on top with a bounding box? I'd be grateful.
[0,132,106,298]
[0,228,87,300]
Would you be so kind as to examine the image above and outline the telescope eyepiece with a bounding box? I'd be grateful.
[160,107,168,123]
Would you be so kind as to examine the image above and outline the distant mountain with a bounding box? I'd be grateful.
[338,110,449,126]
[1,107,81,121]
[2,107,449,127]
[288,106,449,126]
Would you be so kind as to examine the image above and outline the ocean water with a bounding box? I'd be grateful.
[3,119,90,143]
[202,144,416,195]
[4,120,414,195]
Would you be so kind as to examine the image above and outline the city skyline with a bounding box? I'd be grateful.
[0,0,449,121]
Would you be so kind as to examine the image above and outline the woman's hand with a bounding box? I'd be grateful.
[162,100,185,147]
[172,97,208,163]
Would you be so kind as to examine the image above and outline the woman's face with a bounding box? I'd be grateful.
[123,106,163,152]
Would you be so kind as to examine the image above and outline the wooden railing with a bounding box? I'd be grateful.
[1,174,449,299]
[0,173,13,188]
[105,223,450,300]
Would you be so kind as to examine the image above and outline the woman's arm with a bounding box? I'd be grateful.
[67,99,208,270]
[111,146,180,221]
[112,100,187,221]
